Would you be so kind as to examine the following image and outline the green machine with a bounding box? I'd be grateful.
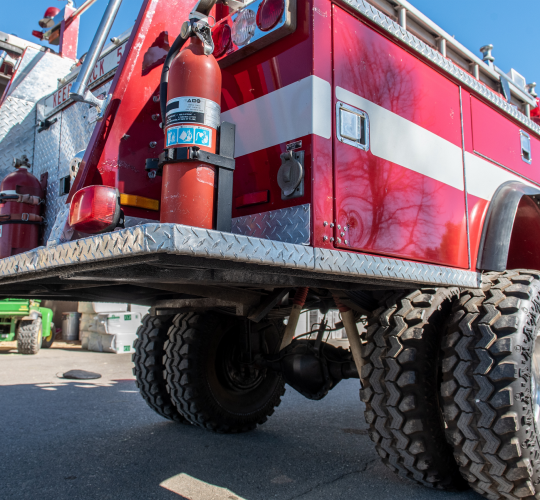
[0,299,54,355]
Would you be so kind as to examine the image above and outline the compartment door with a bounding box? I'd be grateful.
[332,7,468,268]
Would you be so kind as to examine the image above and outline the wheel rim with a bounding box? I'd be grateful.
[217,334,265,393]
[532,335,540,431]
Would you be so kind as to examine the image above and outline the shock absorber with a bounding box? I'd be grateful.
[160,2,222,229]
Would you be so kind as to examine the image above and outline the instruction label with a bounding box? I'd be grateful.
[166,125,213,148]
[165,96,220,130]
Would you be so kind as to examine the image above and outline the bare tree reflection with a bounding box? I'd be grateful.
[334,22,466,266]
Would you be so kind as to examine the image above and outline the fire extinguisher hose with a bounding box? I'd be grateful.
[159,33,189,126]
[159,0,218,127]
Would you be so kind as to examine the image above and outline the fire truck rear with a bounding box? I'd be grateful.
[2,0,540,497]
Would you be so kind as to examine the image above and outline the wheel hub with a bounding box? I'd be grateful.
[220,339,265,392]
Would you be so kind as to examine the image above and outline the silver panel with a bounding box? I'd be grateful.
[343,0,540,136]
[33,103,62,243]
[314,248,480,287]
[46,203,71,247]
[0,223,481,288]
[35,80,112,243]
[7,49,73,103]
[0,96,36,179]
[231,204,310,245]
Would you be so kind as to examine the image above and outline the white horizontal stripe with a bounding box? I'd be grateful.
[336,86,465,191]
[222,75,331,158]
[464,152,536,201]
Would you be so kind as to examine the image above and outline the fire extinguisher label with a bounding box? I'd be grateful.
[166,125,213,148]
[165,97,220,130]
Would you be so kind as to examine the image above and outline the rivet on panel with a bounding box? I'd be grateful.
[149,142,157,148]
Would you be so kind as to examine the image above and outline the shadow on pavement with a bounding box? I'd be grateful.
[0,378,482,500]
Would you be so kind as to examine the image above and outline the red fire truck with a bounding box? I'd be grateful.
[0,0,539,497]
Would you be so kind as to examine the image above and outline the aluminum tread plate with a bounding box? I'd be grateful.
[0,96,36,178]
[0,223,481,288]
[231,204,310,245]
[344,0,540,136]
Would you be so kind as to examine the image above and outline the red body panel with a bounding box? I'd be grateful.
[69,0,191,221]
[466,194,489,270]
[331,7,468,268]
[471,97,540,182]
[59,6,79,60]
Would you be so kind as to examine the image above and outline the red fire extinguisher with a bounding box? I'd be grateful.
[0,158,43,258]
[159,13,222,229]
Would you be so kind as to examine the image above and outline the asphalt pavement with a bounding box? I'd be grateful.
[0,344,483,500]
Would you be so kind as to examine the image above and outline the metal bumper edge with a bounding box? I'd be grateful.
[0,223,482,288]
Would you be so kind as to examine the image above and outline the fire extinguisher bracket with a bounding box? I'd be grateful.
[145,121,236,233]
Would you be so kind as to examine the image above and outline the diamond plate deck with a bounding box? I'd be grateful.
[344,0,540,136]
[0,96,36,179]
[232,204,310,245]
[33,80,113,243]
[0,223,481,288]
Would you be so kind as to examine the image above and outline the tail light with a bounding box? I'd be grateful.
[31,30,44,40]
[256,0,285,32]
[232,9,256,46]
[212,23,232,58]
[69,185,121,234]
[212,0,296,68]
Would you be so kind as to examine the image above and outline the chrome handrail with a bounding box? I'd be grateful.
[69,0,123,117]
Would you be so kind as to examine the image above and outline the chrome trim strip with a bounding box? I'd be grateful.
[0,223,482,288]
[459,87,471,269]
[340,0,540,137]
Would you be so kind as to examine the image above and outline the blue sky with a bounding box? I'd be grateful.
[2,0,538,87]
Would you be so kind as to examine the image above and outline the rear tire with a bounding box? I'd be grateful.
[132,314,188,423]
[164,312,286,433]
[17,317,42,355]
[361,288,467,490]
[440,270,540,499]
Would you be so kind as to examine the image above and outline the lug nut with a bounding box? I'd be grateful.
[330,237,335,242]
[337,238,342,243]
[330,223,335,228]
[340,232,345,237]
[323,221,328,227]
[323,236,328,241]
[337,224,341,229]
[345,240,349,244]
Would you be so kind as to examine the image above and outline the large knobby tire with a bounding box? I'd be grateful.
[441,270,540,499]
[17,317,42,355]
[132,314,188,423]
[164,312,286,433]
[361,288,467,490]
